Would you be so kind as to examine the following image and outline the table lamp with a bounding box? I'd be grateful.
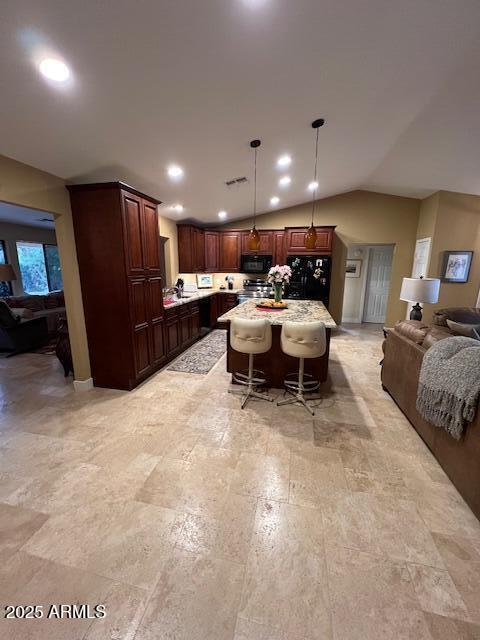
[400,277,440,321]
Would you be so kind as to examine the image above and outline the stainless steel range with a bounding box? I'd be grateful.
[238,279,273,304]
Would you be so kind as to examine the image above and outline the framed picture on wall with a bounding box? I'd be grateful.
[345,259,362,278]
[441,251,473,283]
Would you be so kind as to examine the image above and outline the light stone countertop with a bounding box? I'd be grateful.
[163,288,240,310]
[217,299,337,327]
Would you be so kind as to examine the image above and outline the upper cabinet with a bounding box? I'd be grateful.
[205,230,220,272]
[122,191,161,274]
[273,231,286,265]
[240,230,274,255]
[284,226,334,254]
[176,224,335,274]
[177,224,205,273]
[219,231,241,271]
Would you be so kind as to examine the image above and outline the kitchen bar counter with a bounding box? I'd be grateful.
[218,299,336,388]
[163,288,240,309]
[217,299,336,327]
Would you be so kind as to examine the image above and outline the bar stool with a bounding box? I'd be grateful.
[229,318,274,409]
[278,320,326,415]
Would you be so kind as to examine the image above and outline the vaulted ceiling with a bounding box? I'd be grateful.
[1,0,480,223]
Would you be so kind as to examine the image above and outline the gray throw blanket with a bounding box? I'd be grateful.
[416,336,480,439]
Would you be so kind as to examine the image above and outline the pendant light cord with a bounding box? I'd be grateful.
[253,145,257,228]
[311,125,319,226]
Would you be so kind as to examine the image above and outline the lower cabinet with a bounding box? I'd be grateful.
[218,293,239,317]
[164,300,202,361]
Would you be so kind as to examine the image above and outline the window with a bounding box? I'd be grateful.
[0,240,12,297]
[16,241,63,295]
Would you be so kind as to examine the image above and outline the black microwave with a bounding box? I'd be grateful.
[241,254,273,274]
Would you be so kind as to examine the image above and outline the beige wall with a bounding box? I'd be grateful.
[158,214,179,287]
[420,191,480,321]
[222,190,420,325]
[0,154,90,380]
[0,221,57,296]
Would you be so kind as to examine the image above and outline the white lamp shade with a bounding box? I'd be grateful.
[400,277,440,304]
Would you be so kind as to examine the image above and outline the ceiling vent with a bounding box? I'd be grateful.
[225,176,249,188]
[36,217,54,223]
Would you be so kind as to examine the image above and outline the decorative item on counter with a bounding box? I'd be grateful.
[248,139,261,251]
[267,264,292,303]
[305,117,325,250]
[175,278,184,299]
[225,275,235,290]
[313,266,324,280]
[197,273,213,289]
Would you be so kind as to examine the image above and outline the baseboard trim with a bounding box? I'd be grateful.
[73,377,94,392]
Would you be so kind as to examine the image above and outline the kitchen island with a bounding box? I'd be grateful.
[218,299,337,388]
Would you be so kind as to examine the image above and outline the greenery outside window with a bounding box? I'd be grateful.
[16,241,63,295]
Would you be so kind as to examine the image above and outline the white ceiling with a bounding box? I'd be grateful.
[0,201,55,228]
[1,0,480,223]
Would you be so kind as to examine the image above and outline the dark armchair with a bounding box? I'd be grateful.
[0,300,49,356]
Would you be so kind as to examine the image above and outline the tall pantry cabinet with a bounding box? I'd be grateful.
[68,182,166,390]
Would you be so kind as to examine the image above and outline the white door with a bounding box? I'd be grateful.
[363,246,394,323]
[406,237,432,317]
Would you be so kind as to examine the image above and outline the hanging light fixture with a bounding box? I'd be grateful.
[248,139,261,252]
[305,118,325,250]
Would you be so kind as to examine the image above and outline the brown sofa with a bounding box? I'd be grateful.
[381,308,480,521]
[2,292,65,335]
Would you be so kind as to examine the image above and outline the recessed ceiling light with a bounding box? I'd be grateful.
[270,196,280,206]
[218,210,227,220]
[279,176,291,187]
[170,204,184,212]
[167,165,184,179]
[308,181,319,191]
[277,154,291,168]
[38,58,70,82]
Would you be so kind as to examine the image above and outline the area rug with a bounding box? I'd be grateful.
[167,330,227,374]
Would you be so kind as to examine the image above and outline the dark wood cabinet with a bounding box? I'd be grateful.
[205,231,220,272]
[219,232,241,271]
[284,226,334,254]
[178,224,205,272]
[241,230,274,255]
[165,309,180,355]
[69,181,164,390]
[273,231,286,265]
[193,228,205,272]
[218,293,238,317]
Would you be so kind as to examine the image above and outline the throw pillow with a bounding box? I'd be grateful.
[11,307,34,320]
[446,319,480,339]
[0,300,21,329]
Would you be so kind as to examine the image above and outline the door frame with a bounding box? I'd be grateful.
[362,244,395,323]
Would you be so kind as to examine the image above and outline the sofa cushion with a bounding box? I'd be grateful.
[394,320,430,344]
[422,325,453,349]
[0,300,21,329]
[446,319,480,339]
[433,307,480,327]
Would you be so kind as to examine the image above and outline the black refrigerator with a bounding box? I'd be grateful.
[285,255,332,307]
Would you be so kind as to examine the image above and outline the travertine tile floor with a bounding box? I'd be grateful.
[1,324,480,639]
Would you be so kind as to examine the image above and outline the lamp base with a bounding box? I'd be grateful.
[409,303,423,321]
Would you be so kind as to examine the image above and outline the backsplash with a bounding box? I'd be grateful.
[178,273,267,289]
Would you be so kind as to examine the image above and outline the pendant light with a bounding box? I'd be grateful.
[248,139,261,252]
[305,118,325,250]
